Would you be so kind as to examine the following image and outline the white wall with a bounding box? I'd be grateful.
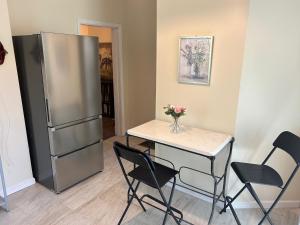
[7,0,157,130]
[0,0,34,194]
[156,0,249,134]
[7,0,124,35]
[155,0,249,202]
[122,0,157,128]
[156,0,300,207]
[3,0,156,193]
[231,0,300,206]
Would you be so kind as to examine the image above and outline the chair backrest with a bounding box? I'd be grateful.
[113,141,156,171]
[273,131,300,165]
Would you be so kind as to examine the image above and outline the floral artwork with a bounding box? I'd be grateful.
[178,36,213,85]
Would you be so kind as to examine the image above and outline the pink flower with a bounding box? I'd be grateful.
[174,106,182,114]
[164,104,186,117]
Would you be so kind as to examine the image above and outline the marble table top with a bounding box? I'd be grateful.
[127,120,232,157]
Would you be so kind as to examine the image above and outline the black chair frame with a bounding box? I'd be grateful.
[220,131,300,225]
[114,141,183,225]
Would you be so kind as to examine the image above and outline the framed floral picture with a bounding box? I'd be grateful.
[178,36,214,85]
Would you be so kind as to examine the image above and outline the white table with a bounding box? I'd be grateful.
[127,120,234,224]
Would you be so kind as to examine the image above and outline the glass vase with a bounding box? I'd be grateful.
[171,116,181,133]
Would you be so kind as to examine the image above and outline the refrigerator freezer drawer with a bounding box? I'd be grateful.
[52,141,103,193]
[49,118,102,156]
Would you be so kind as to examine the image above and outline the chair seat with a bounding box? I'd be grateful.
[128,162,178,188]
[231,162,283,187]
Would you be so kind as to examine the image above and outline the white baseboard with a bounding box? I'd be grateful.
[5,177,35,195]
[171,183,300,209]
[233,200,300,209]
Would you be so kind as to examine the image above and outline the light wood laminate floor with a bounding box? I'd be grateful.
[0,136,299,225]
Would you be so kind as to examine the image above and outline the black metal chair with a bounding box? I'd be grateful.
[220,131,300,225]
[113,141,183,225]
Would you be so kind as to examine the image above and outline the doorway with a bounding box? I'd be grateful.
[78,19,125,138]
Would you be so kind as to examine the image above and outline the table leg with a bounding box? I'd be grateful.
[221,138,234,212]
[124,134,235,225]
[126,133,131,202]
[0,155,8,211]
[126,132,129,147]
[208,157,217,225]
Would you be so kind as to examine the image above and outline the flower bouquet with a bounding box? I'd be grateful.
[164,104,186,133]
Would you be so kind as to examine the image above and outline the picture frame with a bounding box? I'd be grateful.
[99,42,113,79]
[178,36,214,85]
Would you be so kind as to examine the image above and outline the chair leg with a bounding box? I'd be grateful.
[219,185,247,225]
[162,177,175,225]
[226,196,242,225]
[258,166,299,225]
[118,181,145,225]
[127,146,150,203]
[140,194,183,222]
[127,163,137,202]
[258,201,279,225]
[127,179,136,203]
[132,181,147,212]
[220,185,247,214]
[159,177,181,225]
[169,178,182,225]
[258,194,286,225]
[246,184,274,225]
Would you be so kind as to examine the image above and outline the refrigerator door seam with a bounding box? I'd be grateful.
[52,140,101,158]
[50,115,101,130]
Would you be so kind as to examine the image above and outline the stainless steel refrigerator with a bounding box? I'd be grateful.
[13,32,104,193]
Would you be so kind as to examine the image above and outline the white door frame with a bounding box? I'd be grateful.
[77,18,125,136]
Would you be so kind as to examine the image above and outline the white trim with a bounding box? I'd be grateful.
[77,18,126,135]
[233,200,300,209]
[0,177,35,196]
[77,18,122,31]
[169,183,300,209]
